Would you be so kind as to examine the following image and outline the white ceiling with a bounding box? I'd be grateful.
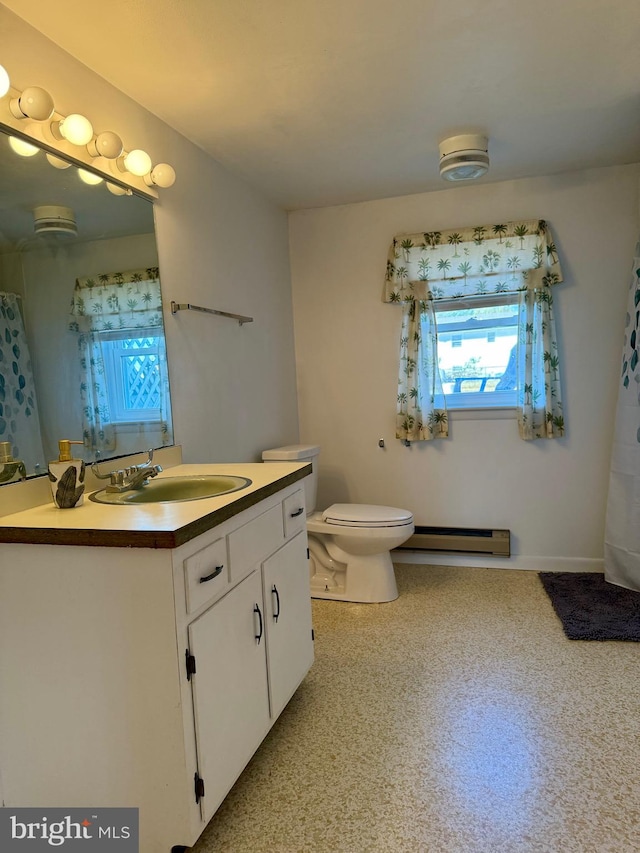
[5,0,640,210]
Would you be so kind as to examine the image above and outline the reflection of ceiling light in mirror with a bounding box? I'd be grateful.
[0,64,9,98]
[52,113,94,146]
[9,136,40,157]
[46,152,72,169]
[106,182,130,196]
[78,168,103,185]
[33,205,77,238]
[144,163,176,188]
[121,149,152,177]
[9,85,55,121]
[87,131,123,160]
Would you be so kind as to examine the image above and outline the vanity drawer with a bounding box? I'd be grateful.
[184,537,229,614]
[227,504,283,584]
[283,489,306,539]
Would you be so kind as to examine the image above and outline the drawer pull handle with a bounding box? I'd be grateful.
[272,584,280,623]
[254,604,263,644]
[290,507,304,518]
[199,565,224,584]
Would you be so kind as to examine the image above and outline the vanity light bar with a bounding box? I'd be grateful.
[0,62,176,190]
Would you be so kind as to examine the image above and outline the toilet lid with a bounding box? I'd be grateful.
[322,503,413,528]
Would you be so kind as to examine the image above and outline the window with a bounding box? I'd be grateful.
[385,220,565,441]
[101,330,165,424]
[434,296,518,409]
[69,266,173,452]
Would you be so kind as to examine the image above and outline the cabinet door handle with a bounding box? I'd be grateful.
[254,603,263,644]
[272,584,280,623]
[199,565,224,584]
[290,507,304,518]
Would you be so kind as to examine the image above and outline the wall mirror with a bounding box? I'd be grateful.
[0,128,174,483]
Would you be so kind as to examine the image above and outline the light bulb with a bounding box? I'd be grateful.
[122,148,152,177]
[106,182,129,196]
[0,64,10,98]
[53,113,94,146]
[87,130,123,160]
[9,85,54,121]
[78,168,103,186]
[144,163,176,188]
[46,152,72,169]
[8,136,40,157]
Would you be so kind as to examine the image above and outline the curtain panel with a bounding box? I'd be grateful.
[383,220,564,442]
[0,292,45,473]
[68,267,171,453]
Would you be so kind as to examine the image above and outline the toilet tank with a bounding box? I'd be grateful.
[262,444,320,516]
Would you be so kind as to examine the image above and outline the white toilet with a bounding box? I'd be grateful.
[262,445,414,603]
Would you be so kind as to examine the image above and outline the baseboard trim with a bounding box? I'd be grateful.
[392,551,604,573]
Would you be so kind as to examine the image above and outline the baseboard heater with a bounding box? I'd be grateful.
[397,525,511,557]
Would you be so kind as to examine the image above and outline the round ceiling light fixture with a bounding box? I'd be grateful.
[438,134,489,182]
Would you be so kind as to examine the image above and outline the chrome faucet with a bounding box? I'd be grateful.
[91,449,163,493]
[0,441,27,483]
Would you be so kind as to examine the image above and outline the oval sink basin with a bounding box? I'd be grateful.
[90,475,252,505]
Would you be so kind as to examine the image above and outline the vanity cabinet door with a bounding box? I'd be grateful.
[262,531,314,719]
[188,569,270,823]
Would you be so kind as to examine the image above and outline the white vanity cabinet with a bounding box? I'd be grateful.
[0,472,313,853]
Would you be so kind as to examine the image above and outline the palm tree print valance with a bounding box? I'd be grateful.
[383,220,566,442]
[69,267,163,333]
[383,220,562,303]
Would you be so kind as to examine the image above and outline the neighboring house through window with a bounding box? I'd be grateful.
[434,296,519,409]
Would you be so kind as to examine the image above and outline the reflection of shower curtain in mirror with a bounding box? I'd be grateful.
[0,292,45,475]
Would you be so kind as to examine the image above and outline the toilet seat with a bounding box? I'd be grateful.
[322,503,414,528]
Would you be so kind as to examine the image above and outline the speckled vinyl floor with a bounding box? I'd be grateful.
[191,564,640,853]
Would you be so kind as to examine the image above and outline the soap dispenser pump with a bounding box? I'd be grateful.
[48,440,86,508]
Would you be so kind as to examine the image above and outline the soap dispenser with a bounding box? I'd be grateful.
[48,440,86,508]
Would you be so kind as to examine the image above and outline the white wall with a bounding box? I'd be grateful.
[0,4,300,476]
[289,164,640,567]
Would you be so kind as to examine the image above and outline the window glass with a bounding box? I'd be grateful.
[434,297,518,409]
[101,330,165,423]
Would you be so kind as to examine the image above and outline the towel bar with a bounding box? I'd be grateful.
[170,301,253,326]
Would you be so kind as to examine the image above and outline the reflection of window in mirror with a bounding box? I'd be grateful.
[69,267,173,456]
[102,332,166,424]
[0,130,174,481]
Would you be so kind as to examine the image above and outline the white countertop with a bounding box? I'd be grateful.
[0,462,310,548]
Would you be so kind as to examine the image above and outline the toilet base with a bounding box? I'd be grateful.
[310,550,399,603]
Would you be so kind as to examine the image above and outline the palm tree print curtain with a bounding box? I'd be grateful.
[68,267,170,453]
[383,220,564,442]
[397,296,448,440]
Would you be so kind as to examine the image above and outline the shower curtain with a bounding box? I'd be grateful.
[604,237,640,590]
[0,292,45,475]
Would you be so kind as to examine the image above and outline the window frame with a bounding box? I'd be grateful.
[100,328,165,425]
[434,294,519,411]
